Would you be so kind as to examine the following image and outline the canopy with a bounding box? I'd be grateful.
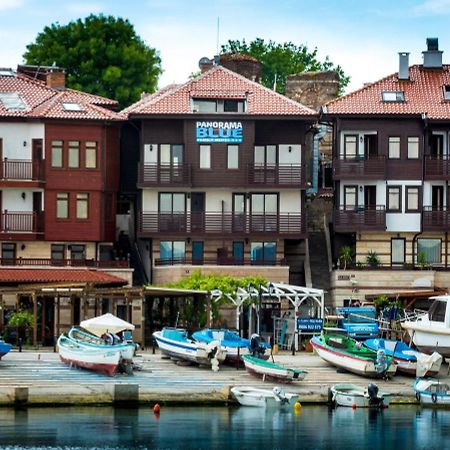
[80,313,135,337]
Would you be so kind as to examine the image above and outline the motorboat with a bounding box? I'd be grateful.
[153,327,226,371]
[414,378,450,406]
[331,383,391,408]
[310,334,397,378]
[364,338,442,377]
[231,386,299,408]
[242,354,307,383]
[402,295,450,357]
[0,338,11,359]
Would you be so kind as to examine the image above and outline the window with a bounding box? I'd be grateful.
[429,300,446,322]
[193,99,217,113]
[343,186,357,210]
[408,137,419,159]
[382,91,405,102]
[406,186,420,212]
[388,137,401,159]
[68,141,80,168]
[76,193,89,219]
[1,243,16,263]
[444,85,450,101]
[0,92,26,111]
[417,238,441,264]
[159,144,183,165]
[343,135,358,159]
[159,193,186,213]
[51,140,63,168]
[391,238,405,265]
[51,244,65,263]
[70,244,86,261]
[227,145,239,169]
[224,99,245,112]
[254,145,276,165]
[56,192,69,219]
[85,141,97,168]
[192,98,245,113]
[250,242,276,264]
[61,102,83,112]
[387,186,401,212]
[160,241,185,263]
[200,145,211,169]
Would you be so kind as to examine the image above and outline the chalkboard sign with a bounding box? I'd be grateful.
[297,318,323,332]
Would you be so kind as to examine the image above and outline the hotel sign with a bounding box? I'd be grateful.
[196,121,243,143]
[297,318,323,332]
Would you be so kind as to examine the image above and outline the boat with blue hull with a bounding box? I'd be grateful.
[153,327,227,371]
[0,339,11,359]
[192,329,270,363]
[414,378,450,406]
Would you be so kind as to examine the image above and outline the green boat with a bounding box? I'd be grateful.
[242,354,308,382]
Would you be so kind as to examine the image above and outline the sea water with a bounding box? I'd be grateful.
[0,404,448,450]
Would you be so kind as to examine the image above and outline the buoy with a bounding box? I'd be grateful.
[294,401,302,412]
[352,404,357,410]
[153,403,161,414]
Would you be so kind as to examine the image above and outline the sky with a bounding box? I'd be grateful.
[2,0,450,94]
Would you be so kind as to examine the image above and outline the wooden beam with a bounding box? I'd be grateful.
[32,292,37,347]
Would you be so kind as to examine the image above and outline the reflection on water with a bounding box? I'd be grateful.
[0,404,449,449]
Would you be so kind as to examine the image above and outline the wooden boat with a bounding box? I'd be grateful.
[231,386,299,408]
[153,328,226,371]
[402,295,450,357]
[310,334,397,378]
[331,383,391,408]
[0,339,11,359]
[414,378,450,406]
[242,354,307,382]
[192,329,270,363]
[364,338,442,377]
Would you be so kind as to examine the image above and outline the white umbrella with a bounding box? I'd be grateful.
[80,313,135,337]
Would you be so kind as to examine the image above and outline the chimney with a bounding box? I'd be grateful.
[398,52,410,80]
[46,69,65,89]
[198,57,213,74]
[423,37,443,69]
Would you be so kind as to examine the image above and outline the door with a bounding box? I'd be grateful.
[364,186,377,208]
[33,192,43,232]
[191,192,205,232]
[432,186,444,210]
[431,134,445,159]
[192,241,204,265]
[364,135,377,158]
[232,193,246,232]
[232,241,244,265]
[32,139,43,180]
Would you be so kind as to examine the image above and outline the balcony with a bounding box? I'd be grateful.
[334,205,386,232]
[333,156,386,179]
[138,163,191,186]
[138,212,306,237]
[247,164,306,187]
[0,159,44,181]
[423,206,450,231]
[0,258,129,268]
[0,211,44,236]
[154,256,287,266]
[425,156,450,180]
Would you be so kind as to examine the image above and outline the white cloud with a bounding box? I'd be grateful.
[413,0,450,15]
[0,0,24,11]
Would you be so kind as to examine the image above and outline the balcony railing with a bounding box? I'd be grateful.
[333,156,386,179]
[1,159,44,181]
[139,212,306,236]
[334,205,386,232]
[247,164,306,187]
[154,256,287,266]
[138,163,191,186]
[425,156,450,179]
[0,258,129,268]
[423,206,450,231]
[0,211,44,233]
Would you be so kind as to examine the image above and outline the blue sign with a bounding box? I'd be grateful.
[196,121,243,143]
[297,318,323,332]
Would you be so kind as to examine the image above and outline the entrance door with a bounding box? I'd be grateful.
[191,193,205,232]
[32,139,43,180]
[33,192,43,232]
[432,186,444,210]
[364,186,377,208]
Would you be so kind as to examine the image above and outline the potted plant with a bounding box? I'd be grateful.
[339,245,353,270]
[366,250,381,268]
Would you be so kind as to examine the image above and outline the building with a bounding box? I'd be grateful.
[324,38,450,305]
[122,62,317,289]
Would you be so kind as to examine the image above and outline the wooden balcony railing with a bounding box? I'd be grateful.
[334,205,386,232]
[423,206,450,231]
[1,159,44,181]
[154,256,287,267]
[0,211,44,233]
[139,212,306,236]
[425,156,450,180]
[333,156,386,179]
[0,258,129,268]
[138,163,191,186]
[247,164,306,187]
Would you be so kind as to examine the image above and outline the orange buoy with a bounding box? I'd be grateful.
[153,403,161,414]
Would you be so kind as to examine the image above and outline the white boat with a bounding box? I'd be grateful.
[414,378,450,406]
[153,328,226,371]
[231,386,299,408]
[402,295,450,357]
[331,383,391,408]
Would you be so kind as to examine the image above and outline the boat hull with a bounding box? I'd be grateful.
[242,355,307,383]
[231,386,299,408]
[402,323,450,357]
[331,383,390,408]
[414,379,450,406]
[0,341,12,359]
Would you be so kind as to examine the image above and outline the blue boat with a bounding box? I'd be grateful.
[0,339,12,359]
[192,329,270,363]
[364,338,442,377]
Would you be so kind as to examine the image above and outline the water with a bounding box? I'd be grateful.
[0,405,449,450]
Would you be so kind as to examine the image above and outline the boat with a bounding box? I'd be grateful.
[402,295,450,357]
[310,334,397,378]
[242,354,307,382]
[331,383,391,408]
[192,329,270,363]
[364,338,442,377]
[231,386,299,408]
[153,327,226,371]
[0,339,11,359]
[414,378,450,406]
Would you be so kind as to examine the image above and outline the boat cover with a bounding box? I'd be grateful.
[80,313,135,337]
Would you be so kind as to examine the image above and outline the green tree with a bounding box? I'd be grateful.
[23,14,162,108]
[221,38,350,95]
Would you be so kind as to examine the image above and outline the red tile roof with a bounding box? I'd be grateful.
[123,65,316,117]
[0,71,121,121]
[0,268,127,285]
[326,65,450,120]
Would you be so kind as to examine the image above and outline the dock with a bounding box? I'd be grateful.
[0,350,443,406]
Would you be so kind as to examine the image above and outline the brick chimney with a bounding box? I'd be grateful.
[45,69,65,89]
[17,65,66,89]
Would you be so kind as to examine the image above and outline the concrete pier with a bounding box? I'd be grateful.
[0,350,444,406]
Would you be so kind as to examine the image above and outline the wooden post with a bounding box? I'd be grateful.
[141,293,146,349]
[206,293,212,328]
[32,292,37,347]
[56,296,60,341]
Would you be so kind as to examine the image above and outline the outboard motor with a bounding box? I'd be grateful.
[375,348,388,375]
[249,333,266,359]
[367,383,382,407]
[273,386,288,404]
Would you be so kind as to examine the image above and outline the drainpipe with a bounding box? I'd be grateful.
[307,124,328,195]
[412,232,422,266]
